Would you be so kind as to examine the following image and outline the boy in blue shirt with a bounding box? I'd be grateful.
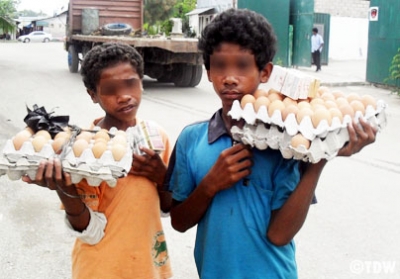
[167,9,377,279]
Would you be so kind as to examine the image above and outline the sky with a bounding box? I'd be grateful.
[17,0,68,16]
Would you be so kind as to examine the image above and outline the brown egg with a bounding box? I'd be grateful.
[254,96,270,112]
[32,135,48,152]
[283,97,298,107]
[267,90,284,102]
[240,94,256,109]
[335,97,349,108]
[346,93,362,103]
[111,143,127,161]
[324,100,338,109]
[311,103,326,112]
[361,94,377,109]
[54,131,70,141]
[52,137,68,154]
[317,86,330,96]
[339,104,355,118]
[24,127,35,136]
[296,107,314,124]
[253,88,268,99]
[321,92,335,102]
[13,130,33,150]
[92,141,108,159]
[282,105,299,121]
[310,97,325,107]
[290,134,311,149]
[329,107,343,122]
[331,90,345,99]
[94,130,111,142]
[268,100,285,117]
[34,130,51,141]
[312,108,332,128]
[297,101,312,110]
[350,100,365,115]
[72,138,89,157]
[111,135,128,147]
[76,131,94,142]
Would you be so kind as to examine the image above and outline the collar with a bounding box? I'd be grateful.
[208,109,231,144]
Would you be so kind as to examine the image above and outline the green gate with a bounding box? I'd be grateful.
[289,0,314,67]
[238,0,291,67]
[367,0,400,86]
[313,13,330,65]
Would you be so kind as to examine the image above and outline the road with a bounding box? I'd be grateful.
[0,42,400,279]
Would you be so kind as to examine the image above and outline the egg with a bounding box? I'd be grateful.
[72,138,89,157]
[282,105,299,121]
[267,89,284,102]
[312,108,332,128]
[32,135,48,152]
[268,100,285,117]
[92,141,108,159]
[254,96,270,112]
[350,100,365,115]
[94,130,111,142]
[296,107,314,124]
[54,131,70,141]
[76,131,94,142]
[297,101,312,110]
[335,97,349,107]
[24,127,35,136]
[311,103,326,112]
[34,130,51,141]
[321,92,335,102]
[111,135,128,147]
[240,94,256,109]
[346,93,362,103]
[283,97,298,107]
[290,134,311,149]
[310,97,325,107]
[114,130,127,138]
[317,86,330,96]
[12,130,33,150]
[52,137,68,154]
[111,143,127,161]
[324,100,338,109]
[253,88,268,99]
[361,94,377,109]
[339,104,355,118]
[329,107,343,122]
[331,90,345,99]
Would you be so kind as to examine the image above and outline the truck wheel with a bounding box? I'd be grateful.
[101,23,132,36]
[68,45,79,73]
[188,65,203,87]
[173,64,193,87]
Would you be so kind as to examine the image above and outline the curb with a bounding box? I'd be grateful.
[320,81,370,87]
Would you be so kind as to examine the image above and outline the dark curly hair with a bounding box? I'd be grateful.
[198,8,277,71]
[80,42,144,92]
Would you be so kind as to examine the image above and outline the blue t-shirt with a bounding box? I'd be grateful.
[168,110,301,279]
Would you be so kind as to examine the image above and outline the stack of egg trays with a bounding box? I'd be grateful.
[61,127,134,187]
[228,99,387,163]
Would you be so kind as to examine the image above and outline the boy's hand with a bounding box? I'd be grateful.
[130,147,166,186]
[337,118,378,157]
[21,157,72,190]
[204,143,252,195]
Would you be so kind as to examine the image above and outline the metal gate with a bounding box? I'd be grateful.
[313,13,330,65]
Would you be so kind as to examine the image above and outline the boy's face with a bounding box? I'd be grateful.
[88,62,143,128]
[207,43,272,113]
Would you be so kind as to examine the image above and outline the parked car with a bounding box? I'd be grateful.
[18,31,52,43]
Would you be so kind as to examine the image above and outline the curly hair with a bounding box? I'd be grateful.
[198,8,277,71]
[80,42,144,92]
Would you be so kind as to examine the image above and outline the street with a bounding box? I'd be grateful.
[1,42,400,279]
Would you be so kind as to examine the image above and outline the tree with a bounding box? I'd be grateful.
[159,0,196,37]
[144,0,176,26]
[0,0,18,33]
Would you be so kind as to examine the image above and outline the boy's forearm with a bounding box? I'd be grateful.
[170,180,216,232]
[267,160,327,246]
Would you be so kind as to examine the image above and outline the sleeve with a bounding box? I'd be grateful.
[271,158,301,210]
[64,206,107,245]
[166,128,196,202]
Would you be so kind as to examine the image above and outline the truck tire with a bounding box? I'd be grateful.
[188,65,203,87]
[68,45,79,73]
[173,64,193,87]
[101,23,132,36]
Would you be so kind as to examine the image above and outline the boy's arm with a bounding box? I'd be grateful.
[170,144,252,232]
[267,118,377,246]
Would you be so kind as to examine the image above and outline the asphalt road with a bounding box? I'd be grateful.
[1,42,400,279]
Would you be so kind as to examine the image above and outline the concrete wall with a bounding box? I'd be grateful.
[43,13,67,40]
[315,0,370,18]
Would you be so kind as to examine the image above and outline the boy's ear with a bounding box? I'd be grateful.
[260,62,273,83]
[87,89,98,103]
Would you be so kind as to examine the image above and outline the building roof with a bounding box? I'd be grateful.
[186,7,216,16]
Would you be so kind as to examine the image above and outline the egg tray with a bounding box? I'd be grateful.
[229,99,387,163]
[0,127,135,187]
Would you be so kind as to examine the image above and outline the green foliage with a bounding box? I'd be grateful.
[0,0,18,32]
[158,0,196,37]
[384,47,400,96]
[144,0,176,26]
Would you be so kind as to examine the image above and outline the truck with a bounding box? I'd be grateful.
[65,0,203,87]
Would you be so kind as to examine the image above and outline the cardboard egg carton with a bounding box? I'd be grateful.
[229,99,387,163]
